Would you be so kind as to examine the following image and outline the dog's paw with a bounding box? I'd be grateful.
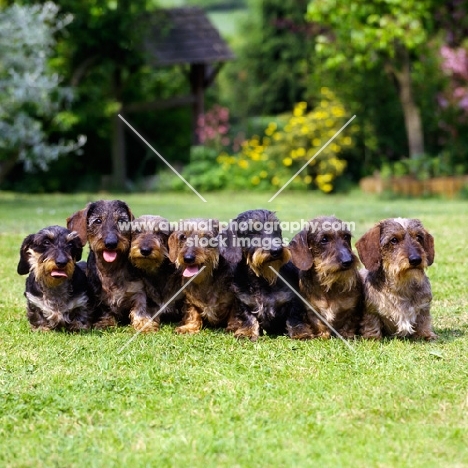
[131,316,159,333]
[174,324,201,334]
[93,315,118,329]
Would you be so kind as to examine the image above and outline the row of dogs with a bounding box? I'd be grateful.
[17,199,437,341]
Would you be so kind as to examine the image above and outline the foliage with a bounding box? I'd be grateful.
[306,0,441,159]
[0,2,85,185]
[223,89,356,193]
[306,0,435,69]
[8,0,192,192]
[380,153,466,180]
[220,0,314,118]
[178,90,357,193]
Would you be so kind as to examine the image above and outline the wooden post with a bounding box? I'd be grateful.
[111,111,127,190]
[190,63,206,145]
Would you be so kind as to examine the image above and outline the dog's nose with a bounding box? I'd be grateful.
[270,246,283,258]
[409,255,422,266]
[183,254,196,264]
[341,259,353,269]
[140,247,152,257]
[55,252,68,268]
[104,233,118,250]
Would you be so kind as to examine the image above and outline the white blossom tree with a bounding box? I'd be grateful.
[0,2,85,185]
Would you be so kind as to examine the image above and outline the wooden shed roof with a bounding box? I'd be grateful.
[145,7,235,66]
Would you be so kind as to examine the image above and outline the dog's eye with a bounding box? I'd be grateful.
[178,233,186,241]
[118,217,128,223]
[320,236,328,244]
[416,234,424,243]
[43,239,51,246]
[93,218,102,225]
[343,233,351,243]
[390,237,398,245]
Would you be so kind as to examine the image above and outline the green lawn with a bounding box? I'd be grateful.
[1,190,467,467]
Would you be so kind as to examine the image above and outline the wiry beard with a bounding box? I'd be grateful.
[247,249,291,285]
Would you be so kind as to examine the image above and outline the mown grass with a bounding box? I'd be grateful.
[1,190,467,467]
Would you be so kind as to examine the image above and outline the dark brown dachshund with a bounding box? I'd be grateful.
[67,200,146,330]
[222,209,305,341]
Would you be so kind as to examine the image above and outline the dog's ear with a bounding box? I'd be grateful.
[70,235,84,263]
[289,229,313,271]
[423,230,435,266]
[219,225,242,264]
[356,224,381,272]
[17,234,35,275]
[67,206,89,246]
[167,232,179,263]
[157,217,172,237]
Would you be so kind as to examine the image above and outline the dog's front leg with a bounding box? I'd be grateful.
[360,311,383,339]
[413,307,438,341]
[130,291,159,333]
[228,305,260,342]
[175,304,203,334]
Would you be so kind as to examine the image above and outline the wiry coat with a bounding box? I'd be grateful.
[167,218,237,334]
[288,216,363,339]
[356,218,436,340]
[129,215,183,331]
[67,200,146,329]
[223,209,305,341]
[17,226,92,331]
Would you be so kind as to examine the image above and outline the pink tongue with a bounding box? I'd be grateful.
[183,265,199,277]
[103,250,118,263]
[51,270,68,278]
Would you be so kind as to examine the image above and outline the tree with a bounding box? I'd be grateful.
[0,2,85,186]
[307,0,437,159]
[222,0,315,117]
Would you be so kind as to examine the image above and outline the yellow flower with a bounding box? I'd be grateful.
[271,176,280,186]
[321,183,333,193]
[301,126,309,134]
[304,175,312,184]
[251,176,260,185]
[265,123,277,136]
[331,106,345,117]
[316,173,333,184]
[238,159,249,169]
[296,147,306,157]
[293,105,304,117]
[260,170,268,178]
[283,157,293,167]
[343,136,352,146]
[312,138,321,147]
[272,132,282,141]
